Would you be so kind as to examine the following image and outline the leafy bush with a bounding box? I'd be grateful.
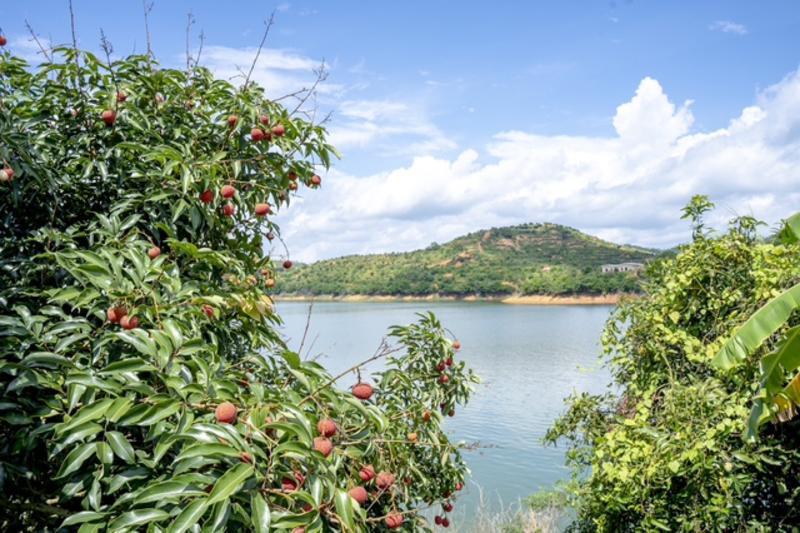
[545,199,800,531]
[0,46,477,532]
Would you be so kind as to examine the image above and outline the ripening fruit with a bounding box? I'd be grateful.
[408,432,418,443]
[453,340,461,350]
[376,471,395,490]
[455,482,464,491]
[441,517,450,528]
[0,170,9,183]
[251,128,265,142]
[288,181,298,191]
[0,35,7,46]
[265,278,276,288]
[443,502,453,512]
[202,304,214,319]
[317,418,337,437]
[222,203,236,217]
[4,167,14,180]
[313,436,333,457]
[445,357,453,367]
[359,464,375,482]
[228,115,238,128]
[272,123,285,136]
[254,203,271,217]
[215,402,237,424]
[107,306,127,323]
[310,174,322,187]
[438,374,449,384]
[119,315,139,330]
[448,409,455,417]
[266,231,275,241]
[148,246,161,259]
[221,185,236,199]
[422,410,431,422]
[352,382,374,400]
[288,171,298,181]
[281,477,298,492]
[116,91,127,103]
[239,452,253,464]
[348,486,368,506]
[435,516,443,525]
[200,190,214,204]
[283,260,293,270]
[259,114,270,125]
[436,361,446,372]
[385,512,404,529]
[101,109,116,126]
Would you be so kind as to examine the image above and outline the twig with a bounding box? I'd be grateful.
[142,0,154,59]
[184,11,195,71]
[24,20,53,61]
[194,30,205,68]
[289,60,328,117]
[243,12,276,88]
[297,302,314,355]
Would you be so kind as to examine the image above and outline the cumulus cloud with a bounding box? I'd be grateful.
[276,70,800,262]
[709,20,748,35]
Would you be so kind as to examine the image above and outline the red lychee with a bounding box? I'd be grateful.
[259,114,270,125]
[438,374,449,384]
[254,203,271,217]
[317,418,337,437]
[310,174,321,187]
[215,402,237,424]
[272,123,285,136]
[288,181,298,191]
[251,128,265,142]
[288,171,298,181]
[0,35,7,47]
[385,512,404,529]
[101,109,116,126]
[443,502,453,512]
[202,304,214,319]
[222,203,236,217]
[283,260,293,270]
[352,382,374,400]
[148,246,161,259]
[200,189,214,204]
[313,436,333,457]
[221,185,236,199]
[119,315,139,330]
[376,471,395,490]
[116,91,127,103]
[422,410,432,422]
[359,464,375,482]
[348,486,368,506]
[227,115,238,128]
[453,340,461,350]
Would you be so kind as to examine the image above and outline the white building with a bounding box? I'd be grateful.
[601,262,644,274]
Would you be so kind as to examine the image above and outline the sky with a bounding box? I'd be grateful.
[2,1,799,261]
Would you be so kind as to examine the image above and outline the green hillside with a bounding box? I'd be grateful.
[278,223,660,296]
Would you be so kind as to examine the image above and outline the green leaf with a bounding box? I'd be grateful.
[334,489,357,531]
[252,492,271,533]
[134,480,204,505]
[712,282,800,370]
[175,442,241,462]
[59,511,107,528]
[206,463,254,506]
[107,508,170,531]
[56,442,97,478]
[166,498,208,533]
[106,431,136,463]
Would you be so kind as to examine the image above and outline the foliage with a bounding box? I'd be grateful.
[279,223,655,297]
[0,46,477,532]
[544,199,800,531]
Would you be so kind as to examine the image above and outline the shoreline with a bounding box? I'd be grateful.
[273,293,632,305]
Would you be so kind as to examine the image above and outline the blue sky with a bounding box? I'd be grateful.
[2,1,799,260]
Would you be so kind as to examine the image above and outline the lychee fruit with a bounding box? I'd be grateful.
[251,128,265,142]
[116,91,127,103]
[0,170,9,183]
[0,35,7,46]
[254,203,271,217]
[438,374,449,384]
[222,203,236,217]
[101,109,116,126]
[408,432,418,443]
[352,382,373,400]
[443,502,453,512]
[455,482,464,491]
[375,471,395,490]
[422,410,432,422]
[359,464,375,482]
[317,418,337,437]
[119,315,139,330]
[215,402,237,424]
[265,278,276,288]
[221,185,236,199]
[385,512,404,529]
[148,246,161,259]
[281,477,298,492]
[313,436,333,457]
[310,175,321,187]
[436,361,446,372]
[441,517,450,527]
[266,232,275,241]
[288,181,298,191]
[259,114,270,125]
[445,357,453,367]
[272,123,285,137]
[348,486,368,506]
[202,304,214,319]
[283,260,293,270]
[107,306,127,323]
[227,115,238,128]
[4,167,13,180]
[200,190,214,204]
[288,171,298,181]
[453,340,461,350]
[435,516,443,525]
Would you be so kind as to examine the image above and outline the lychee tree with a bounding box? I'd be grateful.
[0,44,477,531]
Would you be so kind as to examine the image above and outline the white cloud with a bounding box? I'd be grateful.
[709,20,748,35]
[276,70,800,262]
[328,99,457,154]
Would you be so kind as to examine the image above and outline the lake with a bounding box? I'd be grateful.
[275,301,613,530]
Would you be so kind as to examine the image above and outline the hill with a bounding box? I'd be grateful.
[277,223,659,297]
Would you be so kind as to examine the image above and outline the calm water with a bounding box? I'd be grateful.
[276,301,612,529]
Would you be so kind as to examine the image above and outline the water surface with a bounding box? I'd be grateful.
[276,301,612,529]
